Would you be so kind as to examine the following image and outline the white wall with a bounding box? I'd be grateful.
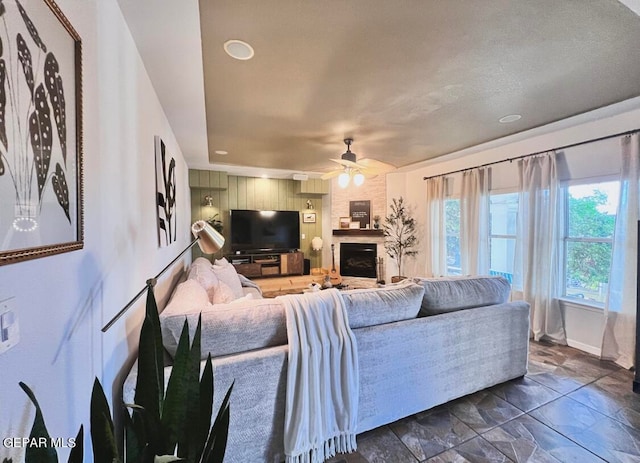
[0,0,191,461]
[389,98,640,354]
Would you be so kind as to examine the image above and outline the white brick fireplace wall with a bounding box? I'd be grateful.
[330,174,387,278]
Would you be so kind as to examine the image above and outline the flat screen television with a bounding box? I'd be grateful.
[230,209,300,253]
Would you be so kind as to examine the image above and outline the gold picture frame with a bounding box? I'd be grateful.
[339,217,351,229]
[0,0,83,265]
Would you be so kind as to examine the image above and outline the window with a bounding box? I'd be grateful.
[563,181,619,305]
[489,193,518,284]
[445,199,461,275]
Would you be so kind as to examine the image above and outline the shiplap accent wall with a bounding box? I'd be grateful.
[189,170,326,268]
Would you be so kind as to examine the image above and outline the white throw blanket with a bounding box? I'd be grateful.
[277,289,359,463]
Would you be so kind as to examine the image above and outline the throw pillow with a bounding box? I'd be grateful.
[211,281,237,304]
[163,279,211,316]
[213,257,245,299]
[187,257,219,292]
[160,279,213,356]
[341,282,425,329]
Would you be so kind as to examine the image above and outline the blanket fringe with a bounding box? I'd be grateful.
[285,433,357,463]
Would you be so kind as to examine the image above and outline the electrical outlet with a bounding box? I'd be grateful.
[0,297,18,354]
[301,233,306,240]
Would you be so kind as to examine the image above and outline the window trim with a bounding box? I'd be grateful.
[444,197,461,276]
[561,178,618,308]
[558,296,604,311]
[489,191,518,284]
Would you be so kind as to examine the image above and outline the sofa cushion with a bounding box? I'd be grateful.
[160,298,288,359]
[162,281,425,359]
[416,276,510,316]
[164,279,211,314]
[187,257,219,295]
[341,282,425,329]
[213,257,245,299]
[211,281,237,304]
[160,279,213,356]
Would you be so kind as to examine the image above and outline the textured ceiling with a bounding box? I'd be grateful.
[199,0,640,174]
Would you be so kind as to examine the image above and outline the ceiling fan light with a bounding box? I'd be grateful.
[353,172,365,186]
[338,172,350,188]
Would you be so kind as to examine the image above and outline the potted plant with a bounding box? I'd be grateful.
[383,197,419,283]
[372,215,381,229]
[207,213,223,234]
[8,286,232,463]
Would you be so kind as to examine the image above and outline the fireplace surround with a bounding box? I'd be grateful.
[340,242,377,278]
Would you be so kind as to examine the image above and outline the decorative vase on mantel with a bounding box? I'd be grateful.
[373,215,381,229]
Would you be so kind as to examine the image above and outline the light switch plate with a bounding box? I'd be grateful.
[0,297,18,354]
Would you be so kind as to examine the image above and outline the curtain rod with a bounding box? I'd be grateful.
[422,128,640,181]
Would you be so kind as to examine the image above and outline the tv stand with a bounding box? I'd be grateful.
[227,251,304,278]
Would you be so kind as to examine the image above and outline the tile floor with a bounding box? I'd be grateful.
[327,340,640,462]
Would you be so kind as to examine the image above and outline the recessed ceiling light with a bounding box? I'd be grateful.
[499,114,522,123]
[224,40,254,60]
[214,150,228,155]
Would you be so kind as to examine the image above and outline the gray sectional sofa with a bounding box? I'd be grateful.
[124,271,530,463]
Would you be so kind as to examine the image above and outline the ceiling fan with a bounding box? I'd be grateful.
[321,138,396,188]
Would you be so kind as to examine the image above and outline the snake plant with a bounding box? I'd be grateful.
[123,285,233,463]
[13,285,232,463]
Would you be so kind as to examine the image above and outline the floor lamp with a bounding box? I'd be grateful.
[101,220,224,332]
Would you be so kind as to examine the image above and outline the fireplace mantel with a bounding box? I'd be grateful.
[332,229,384,236]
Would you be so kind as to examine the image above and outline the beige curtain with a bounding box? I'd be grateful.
[601,133,639,369]
[425,176,447,277]
[515,152,566,343]
[460,168,490,275]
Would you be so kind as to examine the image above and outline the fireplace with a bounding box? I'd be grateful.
[340,242,377,278]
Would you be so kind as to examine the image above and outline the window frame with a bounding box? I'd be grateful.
[444,197,461,276]
[488,190,519,285]
[560,176,619,308]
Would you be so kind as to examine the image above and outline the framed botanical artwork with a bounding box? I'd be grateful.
[155,136,177,247]
[0,0,83,265]
[302,212,316,223]
[339,217,351,229]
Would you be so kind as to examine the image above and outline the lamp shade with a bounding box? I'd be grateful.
[191,220,225,254]
[311,236,323,251]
